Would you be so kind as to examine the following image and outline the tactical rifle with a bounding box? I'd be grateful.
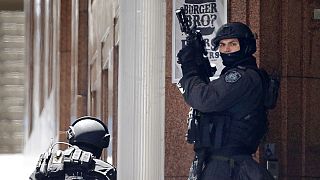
[175,7,216,83]
[175,7,216,180]
[176,7,216,145]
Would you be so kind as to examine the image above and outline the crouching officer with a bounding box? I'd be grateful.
[177,22,275,180]
[29,116,117,180]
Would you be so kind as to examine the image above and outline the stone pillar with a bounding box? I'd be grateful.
[70,0,88,119]
[117,0,166,180]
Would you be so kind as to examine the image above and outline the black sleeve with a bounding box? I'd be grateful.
[93,159,117,180]
[179,68,260,113]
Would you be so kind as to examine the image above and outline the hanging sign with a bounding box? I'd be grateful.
[172,0,227,83]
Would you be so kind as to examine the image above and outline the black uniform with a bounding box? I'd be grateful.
[177,22,275,179]
[29,116,116,180]
[179,56,273,180]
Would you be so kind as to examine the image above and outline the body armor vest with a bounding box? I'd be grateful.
[34,145,114,180]
[196,67,270,156]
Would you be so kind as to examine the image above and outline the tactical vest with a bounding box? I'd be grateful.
[196,66,278,156]
[196,109,267,156]
[34,145,115,180]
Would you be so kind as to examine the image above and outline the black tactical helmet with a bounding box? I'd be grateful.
[212,22,256,55]
[67,116,110,150]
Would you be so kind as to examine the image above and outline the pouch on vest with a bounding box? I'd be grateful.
[258,69,280,109]
[244,66,280,110]
[47,149,65,177]
[35,143,96,179]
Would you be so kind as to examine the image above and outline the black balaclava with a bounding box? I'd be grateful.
[220,38,258,75]
[220,38,252,67]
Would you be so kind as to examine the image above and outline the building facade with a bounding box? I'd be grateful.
[23,0,320,179]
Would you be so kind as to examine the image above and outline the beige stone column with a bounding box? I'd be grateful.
[117,0,166,180]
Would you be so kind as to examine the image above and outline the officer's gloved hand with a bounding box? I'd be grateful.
[177,45,202,76]
[177,45,195,64]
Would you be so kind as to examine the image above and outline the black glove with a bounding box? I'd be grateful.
[177,45,201,65]
[180,62,199,77]
[177,45,202,76]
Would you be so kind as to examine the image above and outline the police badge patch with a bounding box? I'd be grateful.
[225,71,242,83]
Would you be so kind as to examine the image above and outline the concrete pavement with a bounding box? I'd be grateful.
[0,153,37,179]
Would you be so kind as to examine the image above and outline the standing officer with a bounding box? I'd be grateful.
[29,116,117,180]
[177,22,274,179]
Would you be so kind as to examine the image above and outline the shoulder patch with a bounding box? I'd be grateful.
[225,70,242,83]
